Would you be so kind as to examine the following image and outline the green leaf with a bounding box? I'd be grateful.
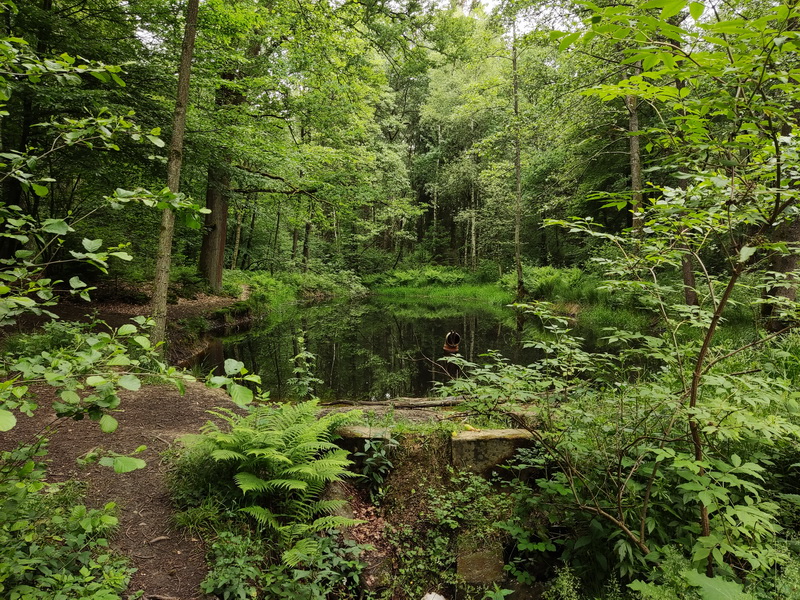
[117,324,137,335]
[99,414,118,433]
[86,375,107,387]
[682,570,753,599]
[146,135,165,148]
[118,374,141,391]
[60,390,80,404]
[559,32,581,51]
[69,276,87,289]
[0,409,16,431]
[689,1,704,19]
[229,383,253,407]
[42,218,71,235]
[31,183,49,197]
[739,246,757,262]
[224,359,245,376]
[110,456,146,473]
[133,335,151,349]
[82,238,102,252]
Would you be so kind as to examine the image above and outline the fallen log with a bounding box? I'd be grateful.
[354,396,467,408]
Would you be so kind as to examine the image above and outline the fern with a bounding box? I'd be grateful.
[188,400,363,566]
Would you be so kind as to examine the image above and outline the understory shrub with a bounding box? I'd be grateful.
[0,445,133,599]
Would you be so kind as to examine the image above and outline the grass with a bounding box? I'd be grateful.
[374,283,513,304]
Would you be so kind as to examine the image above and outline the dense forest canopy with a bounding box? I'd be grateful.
[6,0,800,598]
[1,0,647,288]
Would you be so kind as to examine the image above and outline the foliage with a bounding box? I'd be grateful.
[170,400,363,565]
[200,531,262,600]
[200,529,371,600]
[0,445,133,599]
[499,266,610,306]
[387,469,514,599]
[353,437,398,504]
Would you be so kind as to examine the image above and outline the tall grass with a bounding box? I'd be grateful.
[374,283,513,305]
[500,266,612,305]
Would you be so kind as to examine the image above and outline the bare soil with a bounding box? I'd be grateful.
[2,292,453,600]
[1,293,245,600]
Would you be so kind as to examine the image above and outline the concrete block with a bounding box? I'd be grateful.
[451,429,533,476]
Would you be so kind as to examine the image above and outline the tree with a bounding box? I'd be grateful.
[151,0,200,349]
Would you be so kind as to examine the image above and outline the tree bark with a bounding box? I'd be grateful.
[231,202,244,269]
[512,22,525,299]
[151,0,200,350]
[199,164,230,293]
[626,61,644,237]
[302,220,312,272]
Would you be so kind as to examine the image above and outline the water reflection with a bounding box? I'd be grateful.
[194,296,536,401]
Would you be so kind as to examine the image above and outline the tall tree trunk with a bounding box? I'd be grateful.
[302,220,312,273]
[291,227,299,263]
[271,206,280,275]
[765,218,800,330]
[231,202,244,269]
[199,164,230,293]
[512,23,525,299]
[626,61,644,236]
[151,0,199,350]
[244,205,257,270]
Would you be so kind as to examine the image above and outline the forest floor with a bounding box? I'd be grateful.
[3,291,443,600]
[3,292,250,600]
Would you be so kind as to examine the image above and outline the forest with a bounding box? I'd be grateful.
[3,0,800,598]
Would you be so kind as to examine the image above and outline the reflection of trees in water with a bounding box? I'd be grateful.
[212,301,532,401]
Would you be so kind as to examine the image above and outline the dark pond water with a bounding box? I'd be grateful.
[194,294,538,401]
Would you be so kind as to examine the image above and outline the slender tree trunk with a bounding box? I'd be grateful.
[512,23,525,299]
[302,220,312,273]
[244,205,257,270]
[291,227,299,263]
[470,182,477,270]
[151,0,199,350]
[199,164,230,293]
[626,61,644,236]
[231,202,244,269]
[271,206,281,275]
[765,218,800,329]
[682,250,698,305]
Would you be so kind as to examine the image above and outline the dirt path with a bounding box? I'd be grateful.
[7,381,231,600]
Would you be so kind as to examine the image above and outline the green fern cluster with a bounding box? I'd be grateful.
[196,401,363,566]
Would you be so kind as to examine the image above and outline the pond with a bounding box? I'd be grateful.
[193,293,538,401]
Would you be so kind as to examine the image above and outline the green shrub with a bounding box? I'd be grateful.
[0,445,133,599]
[500,266,610,305]
[170,401,363,565]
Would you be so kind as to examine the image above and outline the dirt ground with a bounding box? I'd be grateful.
[1,293,450,600]
[1,294,244,599]
[5,380,228,600]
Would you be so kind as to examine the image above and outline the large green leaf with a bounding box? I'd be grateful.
[682,571,753,600]
[0,409,16,431]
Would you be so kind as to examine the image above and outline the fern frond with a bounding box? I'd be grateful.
[235,472,308,494]
[281,537,320,567]
[305,515,365,534]
[312,499,348,515]
[240,505,281,530]
[245,448,291,463]
[211,449,248,462]
[286,441,340,460]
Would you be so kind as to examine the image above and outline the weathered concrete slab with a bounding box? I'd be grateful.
[451,429,534,476]
[456,538,506,584]
[336,426,392,456]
